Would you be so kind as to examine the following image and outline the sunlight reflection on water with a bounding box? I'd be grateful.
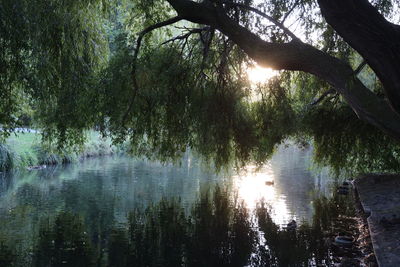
[0,143,331,229]
[232,145,331,226]
[233,164,293,226]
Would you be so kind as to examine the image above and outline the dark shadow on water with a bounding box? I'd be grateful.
[0,186,355,267]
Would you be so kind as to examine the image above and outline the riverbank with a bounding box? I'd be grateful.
[355,174,400,266]
[310,182,377,266]
[0,131,122,171]
[353,183,378,266]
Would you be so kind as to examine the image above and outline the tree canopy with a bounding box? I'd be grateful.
[1,0,400,175]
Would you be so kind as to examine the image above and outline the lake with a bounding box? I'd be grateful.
[0,144,339,266]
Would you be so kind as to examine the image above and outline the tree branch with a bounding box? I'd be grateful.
[160,27,208,46]
[318,0,400,115]
[122,16,184,126]
[281,0,301,24]
[311,88,336,106]
[166,0,400,140]
[221,1,301,42]
[354,60,367,76]
[133,16,184,72]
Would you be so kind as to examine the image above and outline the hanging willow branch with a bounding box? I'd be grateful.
[221,0,301,42]
[122,16,184,127]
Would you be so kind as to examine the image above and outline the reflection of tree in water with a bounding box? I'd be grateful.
[271,145,331,222]
[16,183,43,208]
[0,186,355,266]
[0,172,15,194]
[60,177,116,256]
[0,241,15,266]
[35,212,94,267]
[254,202,331,266]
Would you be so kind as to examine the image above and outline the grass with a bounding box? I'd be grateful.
[6,132,39,156]
[0,131,119,171]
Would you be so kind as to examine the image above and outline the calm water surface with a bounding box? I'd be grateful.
[0,144,341,266]
[0,144,331,229]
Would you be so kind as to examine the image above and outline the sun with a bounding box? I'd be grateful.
[247,65,278,84]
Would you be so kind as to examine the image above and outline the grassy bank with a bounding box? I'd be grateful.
[0,131,122,171]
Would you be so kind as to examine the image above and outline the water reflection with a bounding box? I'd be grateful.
[234,164,292,225]
[235,145,330,225]
[0,186,356,266]
[0,144,334,266]
[0,144,329,226]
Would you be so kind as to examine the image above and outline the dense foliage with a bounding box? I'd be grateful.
[2,0,400,175]
[0,0,109,143]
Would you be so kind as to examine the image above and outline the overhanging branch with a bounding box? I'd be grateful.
[318,0,400,115]
[221,1,301,42]
[133,16,184,69]
[354,60,367,76]
[311,88,336,106]
[160,27,208,46]
[122,16,184,126]
[166,0,400,140]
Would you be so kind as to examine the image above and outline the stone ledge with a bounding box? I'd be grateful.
[355,174,400,267]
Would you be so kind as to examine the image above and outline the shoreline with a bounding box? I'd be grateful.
[355,174,400,266]
[24,152,118,171]
[353,182,378,266]
[1,131,124,172]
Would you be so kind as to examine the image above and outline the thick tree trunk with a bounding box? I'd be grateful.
[318,0,400,116]
[166,0,400,140]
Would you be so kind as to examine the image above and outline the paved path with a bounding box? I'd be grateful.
[355,174,400,267]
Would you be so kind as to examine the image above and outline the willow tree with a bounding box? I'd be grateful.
[150,0,400,136]
[104,0,400,173]
[0,0,109,143]
[2,0,400,174]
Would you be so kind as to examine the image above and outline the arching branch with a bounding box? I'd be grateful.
[122,16,184,126]
[354,60,367,76]
[160,27,208,46]
[311,89,336,106]
[133,16,184,65]
[166,0,400,140]
[221,0,301,42]
[318,0,400,115]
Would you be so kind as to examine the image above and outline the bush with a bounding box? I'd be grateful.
[0,144,15,171]
[33,145,77,165]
